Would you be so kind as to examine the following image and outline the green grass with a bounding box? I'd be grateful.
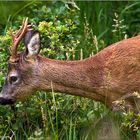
[0,1,140,140]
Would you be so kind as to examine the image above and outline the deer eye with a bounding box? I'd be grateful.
[10,76,18,84]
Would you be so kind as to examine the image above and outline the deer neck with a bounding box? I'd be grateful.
[36,56,105,102]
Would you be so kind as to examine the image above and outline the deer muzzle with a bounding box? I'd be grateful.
[0,93,15,105]
[0,97,15,105]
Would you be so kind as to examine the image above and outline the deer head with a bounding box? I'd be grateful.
[0,18,41,104]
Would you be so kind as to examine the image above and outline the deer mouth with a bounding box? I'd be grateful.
[0,97,15,105]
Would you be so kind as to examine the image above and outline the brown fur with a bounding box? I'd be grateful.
[1,35,140,111]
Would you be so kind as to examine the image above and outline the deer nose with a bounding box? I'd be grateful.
[0,97,15,105]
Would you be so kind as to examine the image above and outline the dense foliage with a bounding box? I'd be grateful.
[0,1,140,140]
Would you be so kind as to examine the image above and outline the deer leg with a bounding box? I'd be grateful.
[112,92,140,112]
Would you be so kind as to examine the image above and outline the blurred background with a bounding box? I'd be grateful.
[0,1,140,140]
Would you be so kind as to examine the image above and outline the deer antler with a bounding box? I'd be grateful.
[10,17,29,63]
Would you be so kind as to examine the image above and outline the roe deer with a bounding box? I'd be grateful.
[0,18,140,112]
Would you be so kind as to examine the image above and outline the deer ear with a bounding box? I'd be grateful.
[24,30,40,59]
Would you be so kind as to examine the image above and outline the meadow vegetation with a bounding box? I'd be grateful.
[0,1,140,140]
